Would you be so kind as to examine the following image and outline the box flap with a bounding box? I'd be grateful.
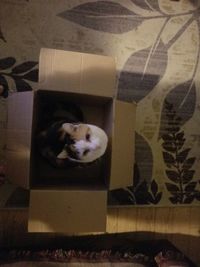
[6,129,31,151]
[6,150,30,189]
[39,48,116,97]
[28,190,107,233]
[6,91,34,189]
[7,91,34,130]
[109,100,136,190]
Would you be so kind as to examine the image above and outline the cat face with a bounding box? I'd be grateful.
[57,123,108,163]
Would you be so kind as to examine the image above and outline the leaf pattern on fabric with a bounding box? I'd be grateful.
[1,1,200,207]
[133,177,162,204]
[58,1,144,33]
[131,0,153,11]
[0,57,16,70]
[159,80,196,138]
[118,40,168,102]
[0,75,8,98]
[14,78,33,92]
[23,69,39,82]
[11,61,38,74]
[0,164,5,186]
[108,187,136,205]
[135,132,153,184]
[108,172,162,205]
[0,26,6,42]
[147,0,162,12]
[161,100,200,204]
[117,14,196,103]
[108,134,162,206]
[131,0,162,12]
[0,57,38,97]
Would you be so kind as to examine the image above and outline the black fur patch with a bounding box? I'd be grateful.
[36,100,84,168]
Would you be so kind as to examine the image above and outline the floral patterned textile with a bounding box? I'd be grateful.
[0,0,200,207]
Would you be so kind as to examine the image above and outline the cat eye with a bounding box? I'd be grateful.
[86,133,90,140]
[83,149,89,156]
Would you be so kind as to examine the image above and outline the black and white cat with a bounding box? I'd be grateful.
[36,101,108,168]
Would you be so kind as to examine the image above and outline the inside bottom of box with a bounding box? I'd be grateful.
[30,90,112,189]
[31,153,107,189]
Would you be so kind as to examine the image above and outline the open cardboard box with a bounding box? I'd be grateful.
[6,48,136,233]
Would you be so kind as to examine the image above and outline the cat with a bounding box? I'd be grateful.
[36,100,108,168]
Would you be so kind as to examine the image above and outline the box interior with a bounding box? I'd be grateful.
[30,90,113,189]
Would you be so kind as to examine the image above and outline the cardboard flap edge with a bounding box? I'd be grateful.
[29,190,107,233]
[38,48,116,97]
[6,91,34,189]
[109,100,136,190]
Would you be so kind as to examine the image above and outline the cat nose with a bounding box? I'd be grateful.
[68,138,75,145]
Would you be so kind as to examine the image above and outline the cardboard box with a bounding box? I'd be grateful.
[6,48,136,233]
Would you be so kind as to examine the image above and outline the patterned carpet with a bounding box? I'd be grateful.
[0,0,200,207]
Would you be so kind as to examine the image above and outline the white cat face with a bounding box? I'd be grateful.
[57,124,108,163]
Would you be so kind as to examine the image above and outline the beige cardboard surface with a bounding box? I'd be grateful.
[39,48,116,97]
[29,190,107,233]
[6,49,136,233]
[109,100,136,190]
[6,129,31,151]
[6,91,34,188]
[6,129,31,188]
[7,91,34,131]
[6,150,30,188]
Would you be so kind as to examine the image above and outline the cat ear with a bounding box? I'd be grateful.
[62,123,73,134]
[57,149,68,159]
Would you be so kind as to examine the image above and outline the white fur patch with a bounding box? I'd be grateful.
[69,124,108,163]
[57,149,68,159]
[57,124,108,163]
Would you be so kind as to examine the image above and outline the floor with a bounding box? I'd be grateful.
[0,206,200,265]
